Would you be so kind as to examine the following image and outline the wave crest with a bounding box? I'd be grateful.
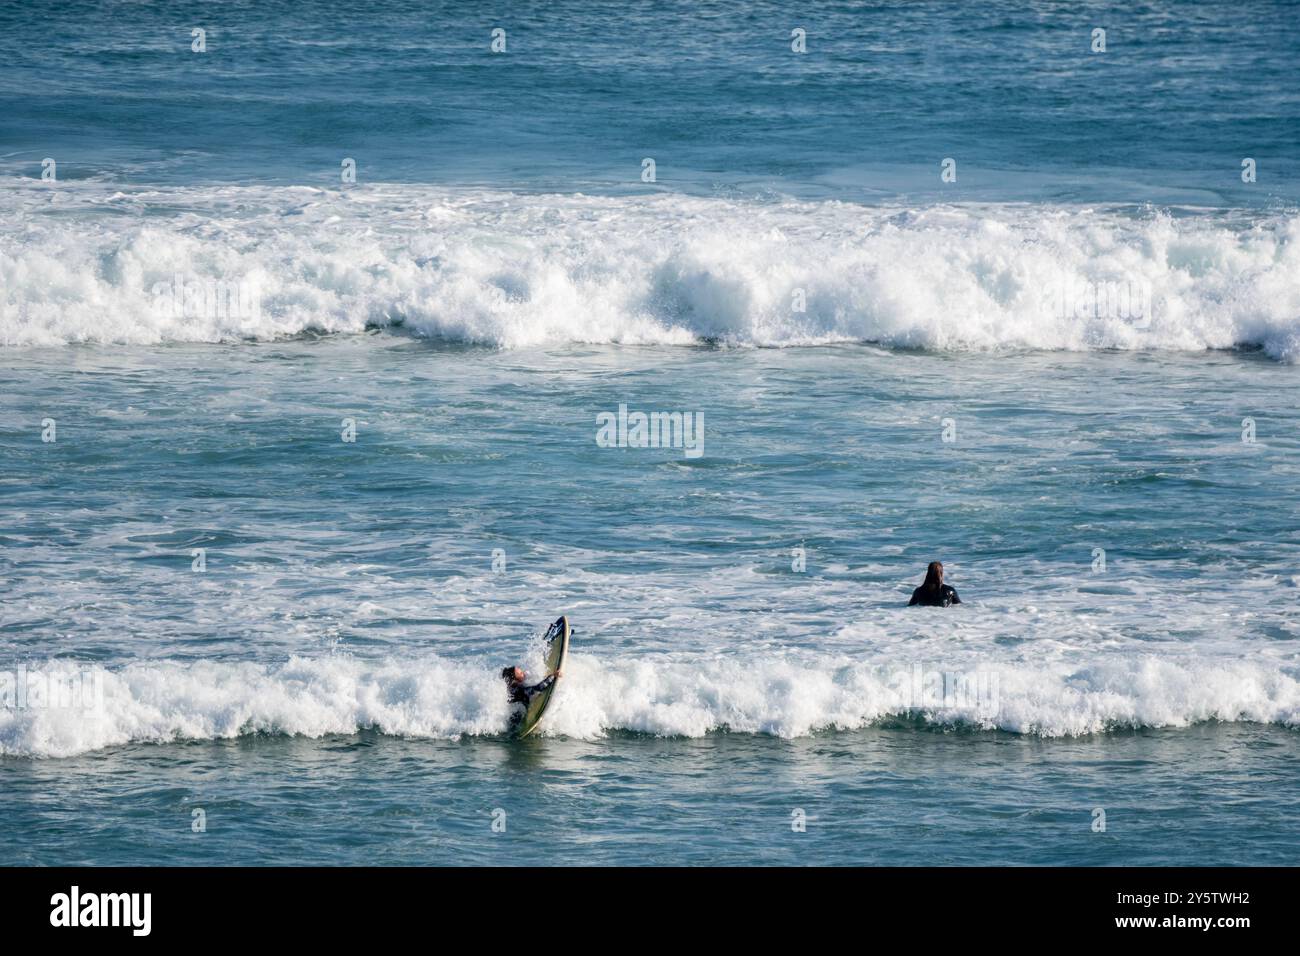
[3,653,1297,758]
[3,184,1299,359]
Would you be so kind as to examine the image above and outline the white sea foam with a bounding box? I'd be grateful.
[3,652,1297,758]
[3,182,1298,359]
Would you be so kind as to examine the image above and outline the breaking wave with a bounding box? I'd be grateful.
[3,652,1298,758]
[2,182,1299,359]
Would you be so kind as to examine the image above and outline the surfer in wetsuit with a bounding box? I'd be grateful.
[501,666,561,706]
[908,561,962,607]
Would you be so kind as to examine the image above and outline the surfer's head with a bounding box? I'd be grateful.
[501,666,525,684]
[922,561,944,590]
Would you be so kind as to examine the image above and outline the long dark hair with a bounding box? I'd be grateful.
[921,561,944,593]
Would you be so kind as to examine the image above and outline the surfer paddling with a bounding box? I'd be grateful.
[908,561,962,607]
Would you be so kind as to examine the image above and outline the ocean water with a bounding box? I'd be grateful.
[2,0,1299,865]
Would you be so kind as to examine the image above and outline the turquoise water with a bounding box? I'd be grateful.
[3,342,1299,863]
[2,0,1299,865]
[3,0,1298,203]
[2,725,1297,866]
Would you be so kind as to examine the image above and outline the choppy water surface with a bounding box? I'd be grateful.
[2,0,1298,865]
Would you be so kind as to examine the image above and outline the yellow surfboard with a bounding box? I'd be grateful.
[516,616,570,738]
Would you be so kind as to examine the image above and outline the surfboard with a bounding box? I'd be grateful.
[516,615,569,738]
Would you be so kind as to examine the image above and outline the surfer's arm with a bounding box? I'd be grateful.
[947,588,961,605]
[525,674,558,696]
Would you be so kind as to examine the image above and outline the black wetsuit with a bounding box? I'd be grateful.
[507,674,557,705]
[909,584,961,607]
